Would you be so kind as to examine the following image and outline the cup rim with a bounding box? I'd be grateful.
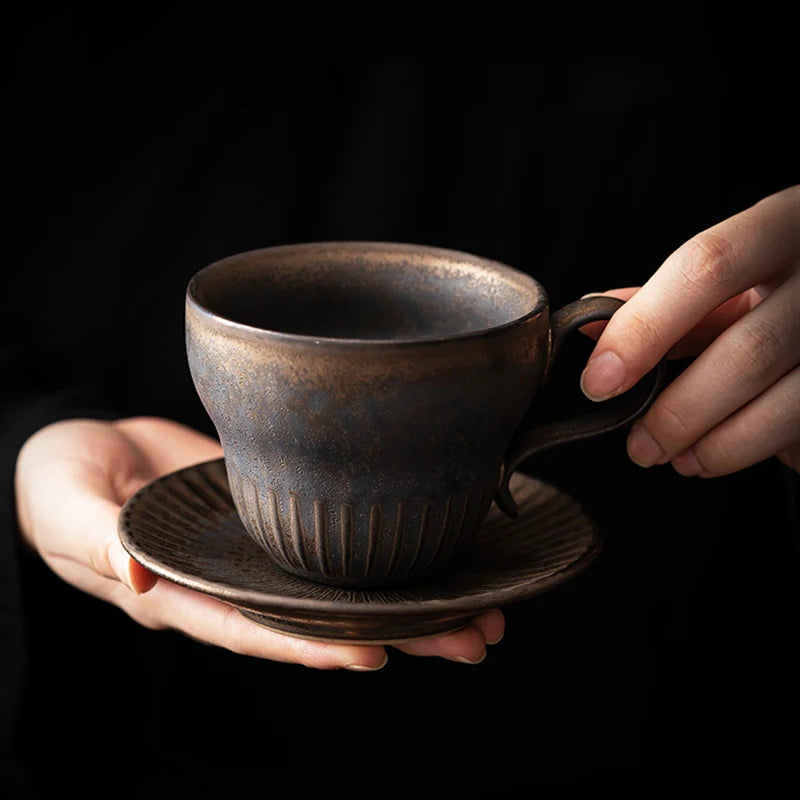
[186,241,549,347]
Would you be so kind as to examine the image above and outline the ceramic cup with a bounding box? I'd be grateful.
[186,242,665,588]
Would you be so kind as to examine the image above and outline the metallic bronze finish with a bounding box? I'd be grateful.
[118,460,602,643]
[185,242,664,588]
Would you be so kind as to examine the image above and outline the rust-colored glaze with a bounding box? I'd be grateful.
[118,460,602,643]
[185,242,665,588]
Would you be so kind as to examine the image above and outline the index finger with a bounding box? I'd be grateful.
[116,579,389,670]
[581,185,800,400]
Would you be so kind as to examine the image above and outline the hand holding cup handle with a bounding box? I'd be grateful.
[495,295,668,517]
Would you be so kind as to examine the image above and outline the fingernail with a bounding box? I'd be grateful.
[345,653,388,672]
[128,560,158,594]
[627,422,664,467]
[124,565,141,595]
[485,632,504,646]
[580,351,627,400]
[580,291,607,299]
[672,448,703,476]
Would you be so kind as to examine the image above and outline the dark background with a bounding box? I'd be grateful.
[2,7,798,796]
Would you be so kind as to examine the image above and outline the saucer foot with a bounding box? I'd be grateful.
[238,607,477,644]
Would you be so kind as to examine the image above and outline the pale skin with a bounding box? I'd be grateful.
[13,186,799,671]
[14,416,505,670]
[580,184,799,476]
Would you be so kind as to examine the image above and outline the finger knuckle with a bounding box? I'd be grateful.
[692,437,731,477]
[727,319,786,380]
[646,400,695,447]
[622,305,664,352]
[130,612,170,632]
[678,232,738,293]
[769,372,800,430]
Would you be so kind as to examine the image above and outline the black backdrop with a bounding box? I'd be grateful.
[2,7,799,796]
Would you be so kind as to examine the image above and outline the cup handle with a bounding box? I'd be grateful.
[494,295,668,517]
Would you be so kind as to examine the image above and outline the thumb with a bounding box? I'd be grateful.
[578,287,650,401]
[578,288,641,342]
[15,420,159,596]
[76,491,159,595]
[39,456,160,595]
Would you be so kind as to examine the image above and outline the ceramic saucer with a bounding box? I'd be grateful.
[118,459,602,644]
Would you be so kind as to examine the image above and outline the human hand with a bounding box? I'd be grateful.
[580,184,799,476]
[14,417,503,669]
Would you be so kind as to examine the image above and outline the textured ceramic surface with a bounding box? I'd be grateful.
[185,242,662,588]
[118,459,603,643]
[185,242,546,588]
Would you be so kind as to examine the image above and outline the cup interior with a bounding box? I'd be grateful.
[188,242,544,341]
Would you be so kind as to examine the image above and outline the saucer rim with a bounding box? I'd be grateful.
[119,458,602,618]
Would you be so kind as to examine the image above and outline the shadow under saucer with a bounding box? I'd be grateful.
[118,459,602,644]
